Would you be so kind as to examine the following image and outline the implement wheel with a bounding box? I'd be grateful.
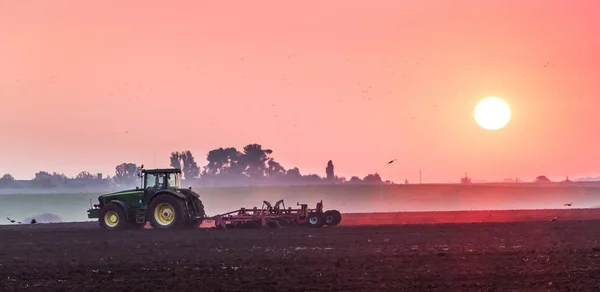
[307,212,325,228]
[324,210,342,226]
[148,195,187,229]
[99,203,128,231]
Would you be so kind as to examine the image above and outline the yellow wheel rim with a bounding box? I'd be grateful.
[104,210,119,227]
[154,203,175,226]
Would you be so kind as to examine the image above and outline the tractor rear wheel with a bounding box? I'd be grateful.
[148,195,187,229]
[184,199,205,228]
[99,203,128,231]
[307,212,325,228]
[324,210,342,226]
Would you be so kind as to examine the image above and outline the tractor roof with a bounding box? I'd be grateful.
[141,168,181,174]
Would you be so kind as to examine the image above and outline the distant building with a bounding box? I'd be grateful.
[460,173,471,184]
[560,176,572,184]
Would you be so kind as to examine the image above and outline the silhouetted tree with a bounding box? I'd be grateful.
[170,151,200,180]
[303,174,323,183]
[76,171,95,180]
[267,158,286,178]
[169,152,182,170]
[193,143,393,186]
[0,173,16,187]
[242,143,273,178]
[180,151,200,180]
[535,175,551,183]
[33,171,67,188]
[204,147,244,176]
[33,171,52,187]
[326,160,335,181]
[363,173,383,184]
[2,142,401,188]
[284,167,302,181]
[114,163,139,185]
[1,173,15,182]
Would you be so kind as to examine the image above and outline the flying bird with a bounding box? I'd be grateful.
[564,203,572,206]
[387,159,397,165]
[6,217,15,223]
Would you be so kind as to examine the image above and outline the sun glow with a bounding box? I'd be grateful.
[474,97,511,130]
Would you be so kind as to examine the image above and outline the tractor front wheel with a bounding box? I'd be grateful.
[99,203,128,231]
[148,195,187,229]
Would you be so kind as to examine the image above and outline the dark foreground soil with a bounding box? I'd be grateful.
[3,217,600,291]
[339,208,600,225]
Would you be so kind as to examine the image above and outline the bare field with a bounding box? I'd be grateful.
[2,209,600,291]
[338,208,600,225]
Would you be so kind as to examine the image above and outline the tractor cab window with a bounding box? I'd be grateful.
[156,173,167,188]
[167,173,180,189]
[144,173,157,189]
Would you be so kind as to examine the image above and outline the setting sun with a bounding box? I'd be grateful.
[474,97,511,130]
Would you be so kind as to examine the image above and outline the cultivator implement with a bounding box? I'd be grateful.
[208,199,342,229]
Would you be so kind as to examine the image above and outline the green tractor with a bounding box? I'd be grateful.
[87,168,206,230]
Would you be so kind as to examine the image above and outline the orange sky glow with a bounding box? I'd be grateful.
[0,1,599,182]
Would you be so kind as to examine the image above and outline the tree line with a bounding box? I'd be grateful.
[0,143,387,188]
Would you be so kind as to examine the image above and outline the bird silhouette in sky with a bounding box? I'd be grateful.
[6,217,21,224]
[387,159,397,165]
[564,203,572,206]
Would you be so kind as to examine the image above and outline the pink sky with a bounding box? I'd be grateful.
[0,1,599,182]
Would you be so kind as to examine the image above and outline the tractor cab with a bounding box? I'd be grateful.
[140,168,182,203]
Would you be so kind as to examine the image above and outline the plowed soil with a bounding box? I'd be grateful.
[2,210,600,291]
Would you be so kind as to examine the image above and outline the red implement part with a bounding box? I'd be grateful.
[208,200,339,229]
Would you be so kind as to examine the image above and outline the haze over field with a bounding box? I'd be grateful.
[2,184,600,225]
[1,1,599,184]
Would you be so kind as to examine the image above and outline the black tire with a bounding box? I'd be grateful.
[196,200,206,218]
[324,210,342,226]
[184,199,205,228]
[324,210,334,225]
[307,212,325,228]
[147,195,188,229]
[99,203,128,231]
